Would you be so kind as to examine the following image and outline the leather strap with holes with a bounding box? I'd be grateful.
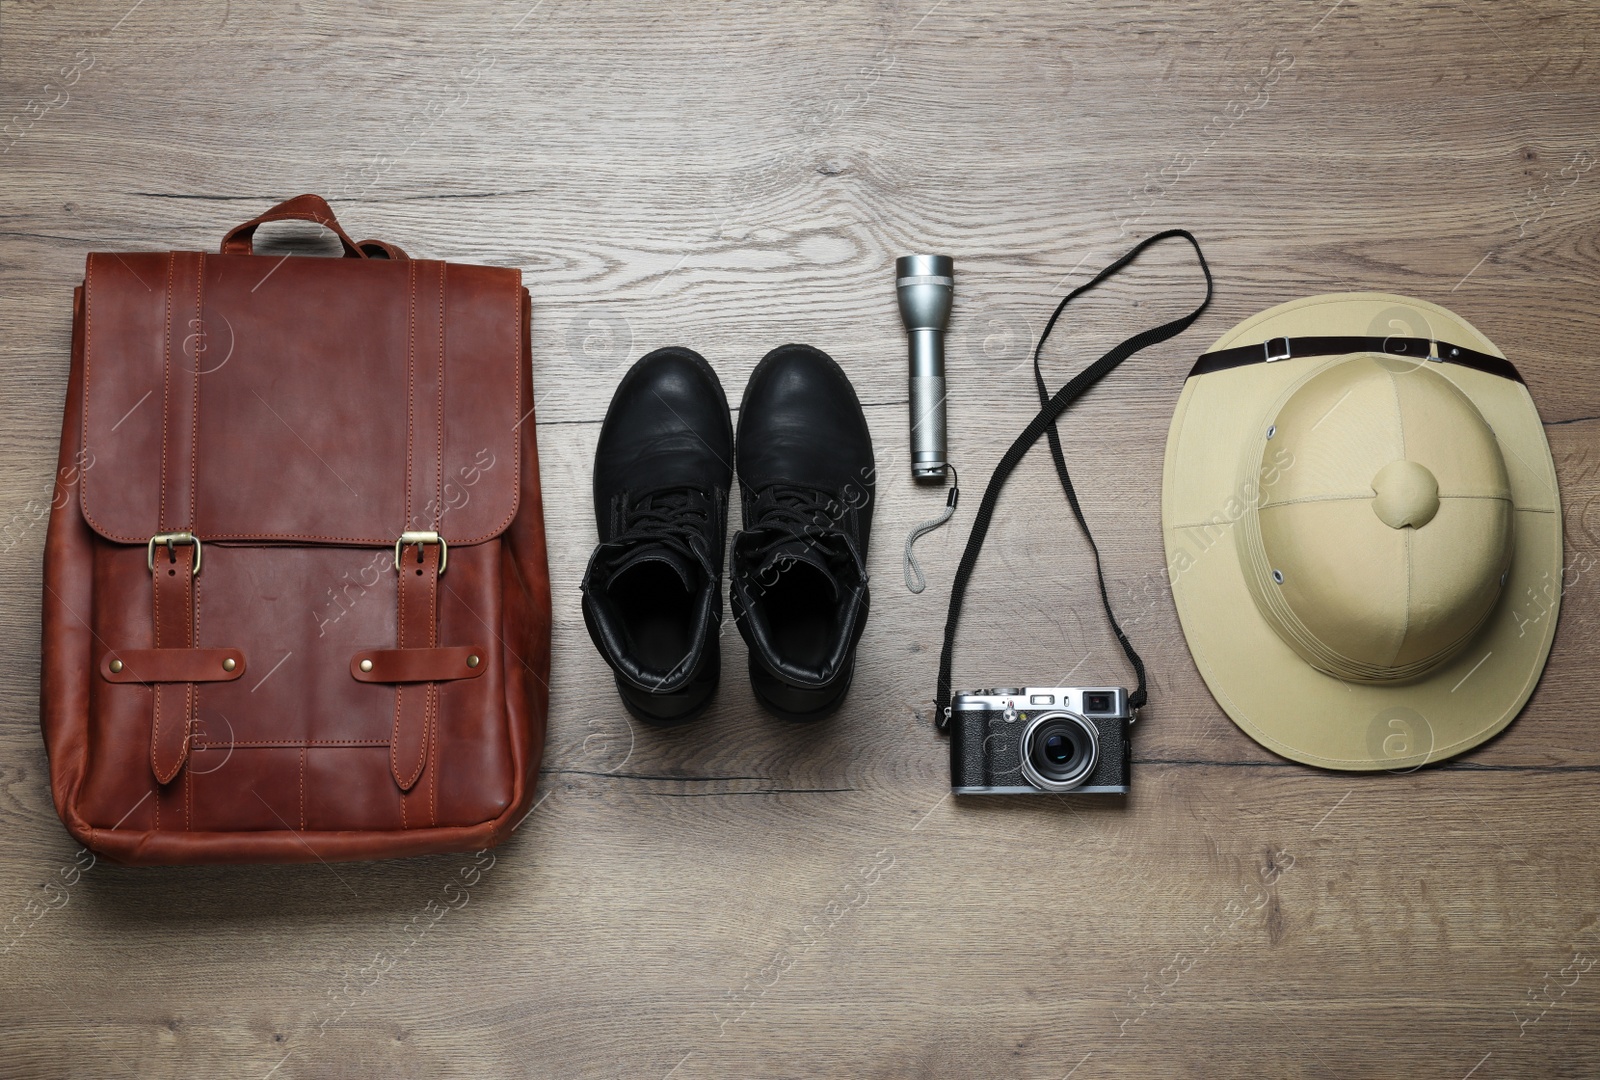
[149,252,204,786]
[391,542,441,794]
[387,260,448,810]
[150,543,198,784]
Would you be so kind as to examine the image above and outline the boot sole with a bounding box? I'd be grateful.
[747,656,855,722]
[616,675,718,728]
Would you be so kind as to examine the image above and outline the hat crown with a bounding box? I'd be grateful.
[1239,355,1513,683]
[1371,459,1440,529]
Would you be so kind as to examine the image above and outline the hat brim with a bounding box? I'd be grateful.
[1162,294,1562,770]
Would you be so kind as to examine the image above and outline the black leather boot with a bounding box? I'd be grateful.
[731,344,875,720]
[581,348,732,725]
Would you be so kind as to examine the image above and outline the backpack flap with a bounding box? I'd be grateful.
[78,251,523,547]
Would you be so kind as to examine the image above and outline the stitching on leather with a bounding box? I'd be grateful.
[390,684,405,785]
[406,258,416,531]
[391,624,406,785]
[430,538,438,829]
[108,531,504,544]
[398,549,438,790]
[151,560,162,781]
[80,519,516,551]
[428,699,438,827]
[152,256,197,790]
[193,739,390,748]
[190,253,202,531]
[401,699,427,786]
[393,251,414,796]
[386,263,440,809]
[183,679,194,788]
[176,547,195,782]
[159,251,175,531]
[77,267,526,547]
[299,746,306,831]
[192,546,201,647]
[395,545,409,783]
[392,554,430,792]
[401,548,440,790]
[150,702,165,782]
[192,540,201,782]
[501,280,525,540]
[427,525,439,827]
[435,261,446,530]
[398,552,408,653]
[185,686,193,798]
[80,255,94,526]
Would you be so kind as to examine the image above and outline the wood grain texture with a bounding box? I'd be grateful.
[3,1,1599,1077]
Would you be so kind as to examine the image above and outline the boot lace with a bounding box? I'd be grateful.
[614,488,712,562]
[744,485,853,567]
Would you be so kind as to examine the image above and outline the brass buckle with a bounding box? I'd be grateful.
[394,530,447,575]
[147,531,203,576]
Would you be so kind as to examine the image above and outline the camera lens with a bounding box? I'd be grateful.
[1031,720,1090,780]
[1019,712,1099,791]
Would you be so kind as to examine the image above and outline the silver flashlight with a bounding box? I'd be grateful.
[896,254,954,481]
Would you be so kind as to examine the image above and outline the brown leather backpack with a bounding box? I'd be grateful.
[41,195,550,864]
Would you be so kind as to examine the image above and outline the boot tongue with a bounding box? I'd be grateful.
[756,539,840,600]
[608,540,699,593]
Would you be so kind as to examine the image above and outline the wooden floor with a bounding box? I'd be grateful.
[4,1,1600,1077]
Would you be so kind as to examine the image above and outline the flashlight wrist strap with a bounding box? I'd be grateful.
[934,230,1214,731]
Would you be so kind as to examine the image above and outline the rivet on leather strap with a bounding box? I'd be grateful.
[351,645,489,684]
[102,648,247,684]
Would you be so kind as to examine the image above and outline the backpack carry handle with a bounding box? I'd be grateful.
[220,194,406,259]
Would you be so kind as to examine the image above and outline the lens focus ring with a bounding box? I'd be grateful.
[1019,711,1099,792]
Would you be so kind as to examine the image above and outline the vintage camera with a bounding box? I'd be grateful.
[949,687,1132,795]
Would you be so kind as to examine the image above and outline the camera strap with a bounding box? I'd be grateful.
[934,230,1213,731]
